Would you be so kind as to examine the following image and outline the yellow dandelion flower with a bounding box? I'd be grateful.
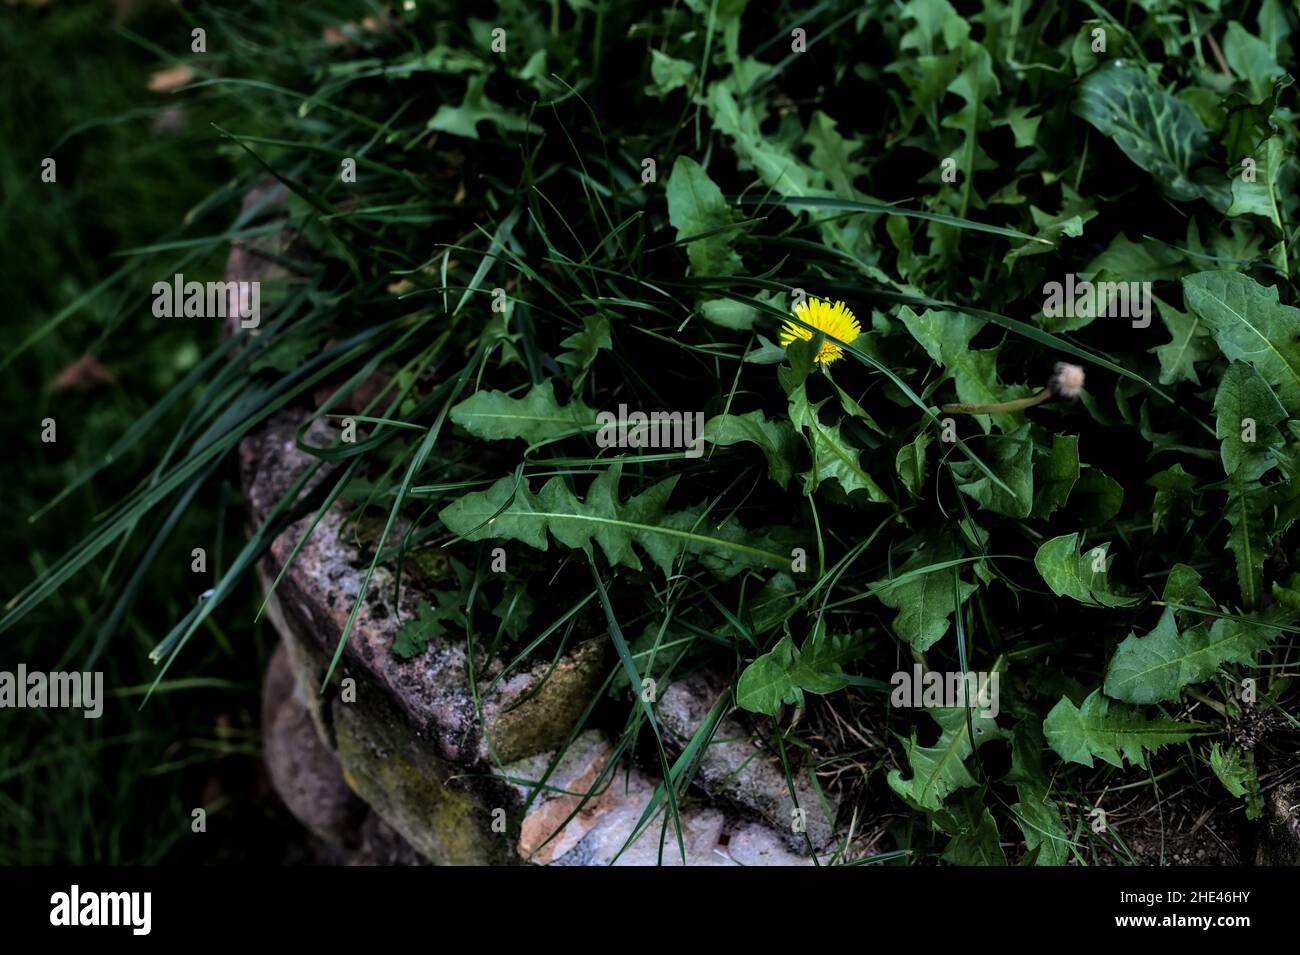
[780,297,860,366]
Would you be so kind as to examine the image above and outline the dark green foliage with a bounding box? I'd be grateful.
[6,0,1299,864]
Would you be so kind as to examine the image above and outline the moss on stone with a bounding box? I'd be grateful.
[333,692,514,865]
[482,638,609,765]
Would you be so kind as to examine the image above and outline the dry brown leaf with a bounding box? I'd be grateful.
[148,65,194,93]
[49,354,115,394]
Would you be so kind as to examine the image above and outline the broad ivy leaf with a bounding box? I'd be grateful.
[1073,63,1211,203]
[1034,534,1141,608]
[1043,690,1205,768]
[1182,271,1300,414]
[1214,360,1286,476]
[888,706,1003,812]
[450,380,595,445]
[735,622,861,716]
[665,156,744,277]
[704,410,798,490]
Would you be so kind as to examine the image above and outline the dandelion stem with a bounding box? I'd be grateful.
[941,387,1052,415]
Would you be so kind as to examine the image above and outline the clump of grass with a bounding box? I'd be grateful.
[6,0,1299,866]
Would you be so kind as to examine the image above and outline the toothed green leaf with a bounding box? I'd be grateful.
[1034,533,1142,608]
[1031,433,1080,519]
[888,706,1004,812]
[1209,743,1263,819]
[665,156,743,277]
[438,467,789,577]
[736,620,862,716]
[897,305,1027,434]
[1223,455,1274,607]
[952,424,1034,518]
[450,380,596,445]
[1214,360,1286,477]
[1184,271,1300,414]
[872,540,978,652]
[1044,690,1206,768]
[704,410,798,490]
[1104,610,1272,704]
[788,383,891,502]
[427,74,537,139]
